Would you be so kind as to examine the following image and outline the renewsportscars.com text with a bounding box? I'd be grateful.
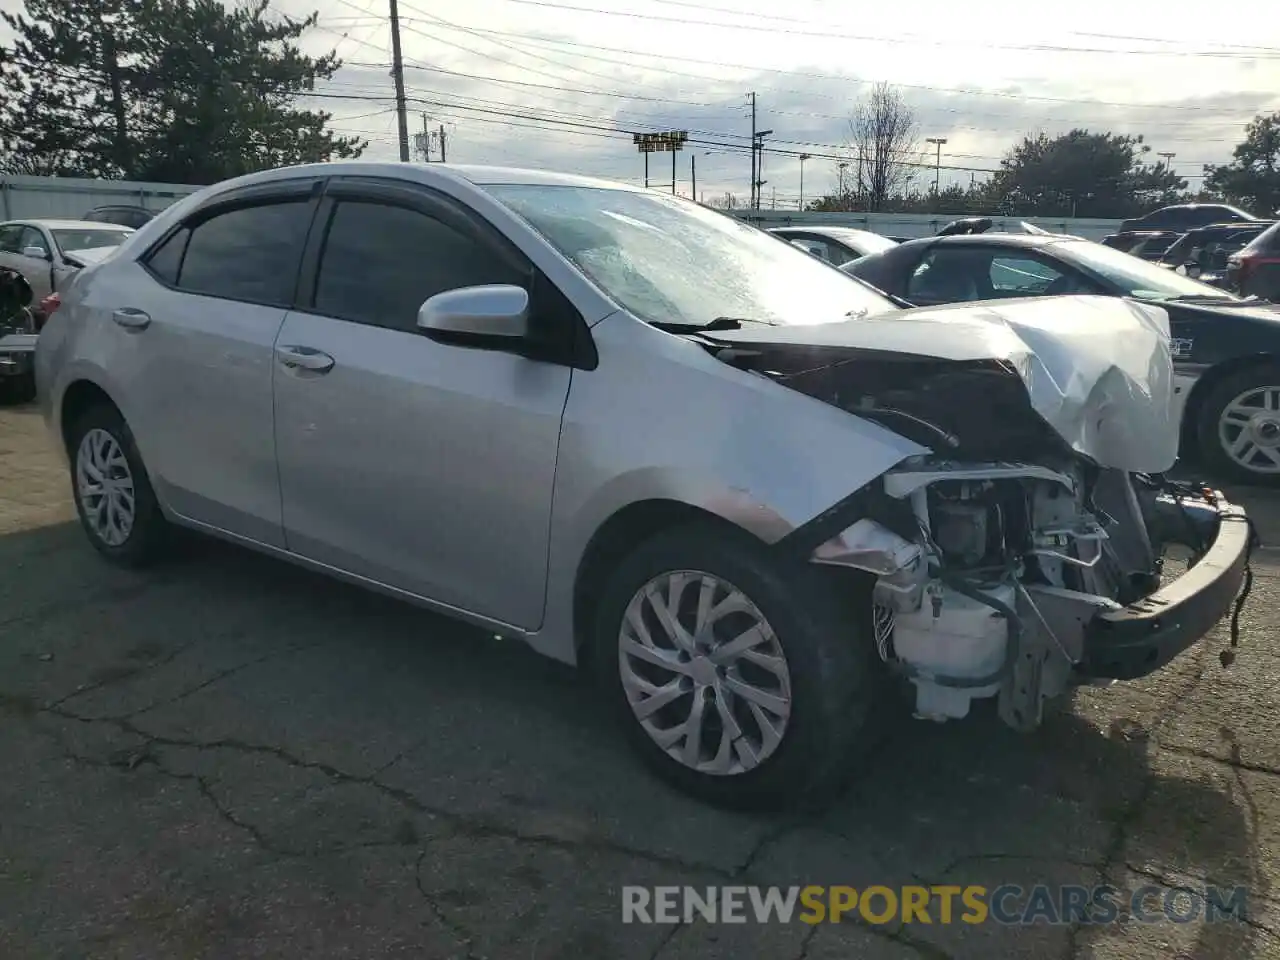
[621,884,1249,926]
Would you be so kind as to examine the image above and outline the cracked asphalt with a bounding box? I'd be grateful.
[2,402,1280,960]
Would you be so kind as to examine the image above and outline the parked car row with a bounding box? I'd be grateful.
[28,162,1255,809]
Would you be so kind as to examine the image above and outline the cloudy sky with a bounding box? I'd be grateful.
[278,0,1280,206]
[9,0,1280,205]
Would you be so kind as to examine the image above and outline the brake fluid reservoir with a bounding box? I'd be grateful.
[891,582,1013,697]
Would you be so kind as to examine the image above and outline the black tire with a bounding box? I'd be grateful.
[591,521,878,811]
[1194,363,1280,486]
[67,402,170,567]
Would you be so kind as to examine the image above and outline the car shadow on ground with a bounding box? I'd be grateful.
[1,520,1274,958]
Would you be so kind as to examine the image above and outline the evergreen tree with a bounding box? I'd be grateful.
[0,0,365,183]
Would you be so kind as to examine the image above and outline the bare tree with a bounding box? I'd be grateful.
[846,82,921,211]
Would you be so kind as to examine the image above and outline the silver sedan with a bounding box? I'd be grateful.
[35,162,1253,809]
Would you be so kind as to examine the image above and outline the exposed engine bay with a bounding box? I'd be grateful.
[814,458,1252,730]
[691,294,1255,731]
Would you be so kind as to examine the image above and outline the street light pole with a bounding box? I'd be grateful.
[1158,151,1176,175]
[837,162,849,207]
[925,137,947,194]
[798,153,811,210]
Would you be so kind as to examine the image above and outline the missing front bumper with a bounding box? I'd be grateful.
[1077,500,1253,681]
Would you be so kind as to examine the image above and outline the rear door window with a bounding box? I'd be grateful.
[171,201,313,306]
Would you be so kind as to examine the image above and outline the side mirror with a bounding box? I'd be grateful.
[417,284,529,343]
[22,245,48,260]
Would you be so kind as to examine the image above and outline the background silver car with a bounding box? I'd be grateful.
[35,162,1250,809]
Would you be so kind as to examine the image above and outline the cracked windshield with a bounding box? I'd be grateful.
[1,0,1278,958]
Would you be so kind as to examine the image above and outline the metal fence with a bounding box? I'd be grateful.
[0,175,200,221]
[725,210,1125,241]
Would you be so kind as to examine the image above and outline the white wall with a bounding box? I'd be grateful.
[0,175,201,220]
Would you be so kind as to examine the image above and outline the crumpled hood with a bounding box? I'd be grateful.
[698,294,1177,473]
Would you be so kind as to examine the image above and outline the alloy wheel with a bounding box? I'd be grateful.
[1217,385,1280,476]
[618,570,792,776]
[75,428,136,547]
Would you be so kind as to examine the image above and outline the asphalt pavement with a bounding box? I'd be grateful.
[2,402,1279,959]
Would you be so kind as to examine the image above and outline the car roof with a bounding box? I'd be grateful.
[189,161,648,196]
[0,218,135,230]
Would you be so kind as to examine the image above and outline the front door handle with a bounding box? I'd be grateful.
[112,308,151,330]
[276,345,335,373]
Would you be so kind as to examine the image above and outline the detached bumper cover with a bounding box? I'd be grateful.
[1079,501,1252,681]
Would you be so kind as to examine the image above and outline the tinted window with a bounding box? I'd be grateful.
[144,227,190,285]
[907,249,987,303]
[178,201,312,305]
[312,201,525,332]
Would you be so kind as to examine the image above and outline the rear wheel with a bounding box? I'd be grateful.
[1195,364,1280,485]
[591,522,877,811]
[67,403,170,566]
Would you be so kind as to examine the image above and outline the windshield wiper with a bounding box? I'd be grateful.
[653,316,780,332]
[1162,294,1240,304]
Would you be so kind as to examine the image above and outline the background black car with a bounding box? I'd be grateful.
[1119,203,1258,235]
[82,205,156,229]
[1228,221,1280,302]
[1158,221,1277,287]
[844,232,1280,485]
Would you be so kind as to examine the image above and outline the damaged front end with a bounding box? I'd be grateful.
[695,296,1257,731]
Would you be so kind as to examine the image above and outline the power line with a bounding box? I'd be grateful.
[481,0,1280,60]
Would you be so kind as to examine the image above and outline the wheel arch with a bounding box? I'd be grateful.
[59,378,121,454]
[571,498,765,665]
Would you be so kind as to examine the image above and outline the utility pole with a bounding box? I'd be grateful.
[414,112,431,161]
[837,162,848,206]
[691,154,697,202]
[798,153,810,210]
[388,0,410,162]
[1158,151,1176,174]
[748,92,757,209]
[753,128,771,211]
[926,137,947,194]
[438,124,447,162]
[672,148,677,195]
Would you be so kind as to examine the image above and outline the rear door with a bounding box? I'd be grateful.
[271,177,576,628]
[100,179,322,545]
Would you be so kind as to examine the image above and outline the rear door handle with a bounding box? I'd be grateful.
[112,308,151,330]
[276,345,335,373]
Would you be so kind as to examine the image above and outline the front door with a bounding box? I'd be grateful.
[272,180,573,629]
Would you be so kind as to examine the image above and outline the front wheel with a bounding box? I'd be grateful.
[591,523,877,811]
[1195,364,1280,485]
